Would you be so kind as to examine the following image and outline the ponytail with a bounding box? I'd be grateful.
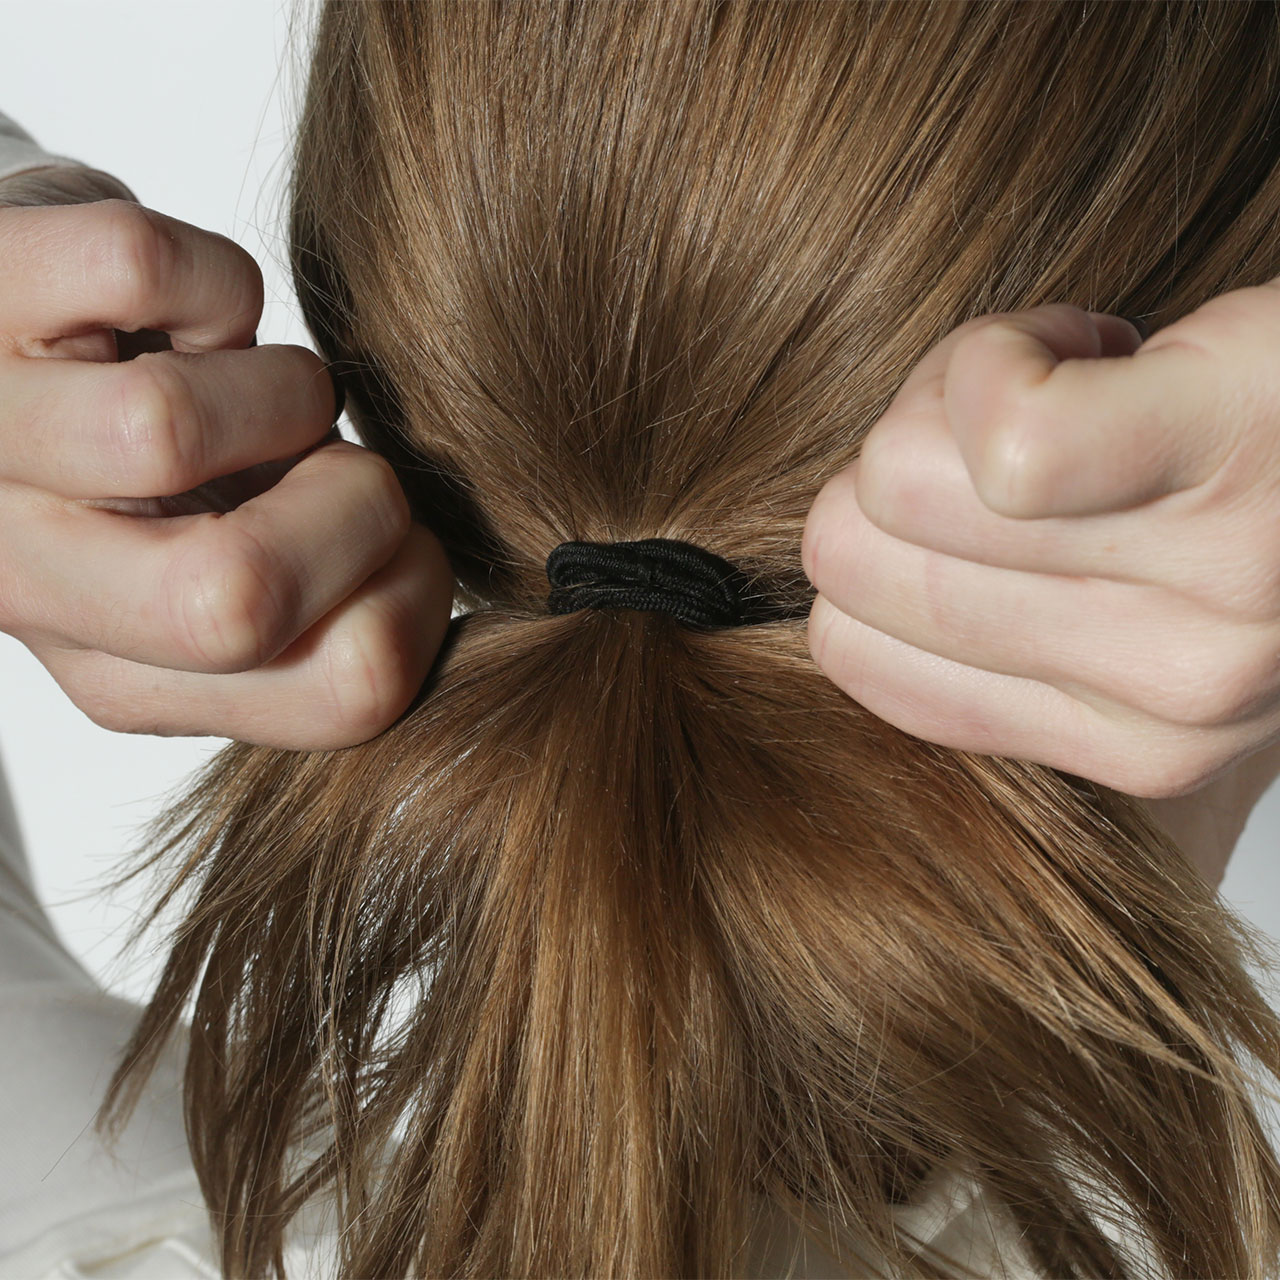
[100,2,1280,1275]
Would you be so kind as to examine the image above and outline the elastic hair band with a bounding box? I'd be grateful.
[545,537,804,629]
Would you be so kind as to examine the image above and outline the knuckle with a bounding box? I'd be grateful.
[800,519,821,590]
[162,522,293,673]
[108,354,203,495]
[265,344,337,432]
[946,313,1023,376]
[0,550,29,632]
[806,592,844,675]
[801,471,856,589]
[948,313,1014,349]
[801,485,833,588]
[69,681,142,736]
[88,200,174,316]
[1147,635,1278,728]
[1219,558,1280,626]
[949,317,1059,519]
[1122,746,1227,801]
[352,446,412,540]
[221,243,265,338]
[973,410,1051,519]
[852,424,917,535]
[1200,524,1280,625]
[287,343,334,402]
[322,597,420,744]
[1211,638,1276,723]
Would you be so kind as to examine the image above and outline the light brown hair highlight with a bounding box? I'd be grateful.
[101,2,1280,1276]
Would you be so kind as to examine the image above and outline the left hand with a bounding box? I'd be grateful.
[801,298,1280,814]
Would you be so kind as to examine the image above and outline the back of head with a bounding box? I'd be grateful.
[101,2,1280,1276]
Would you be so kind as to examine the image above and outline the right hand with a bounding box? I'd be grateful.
[0,188,454,750]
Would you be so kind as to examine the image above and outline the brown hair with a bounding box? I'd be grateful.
[99,1,1280,1276]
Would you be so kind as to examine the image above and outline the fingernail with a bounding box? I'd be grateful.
[330,369,346,425]
[1119,314,1151,341]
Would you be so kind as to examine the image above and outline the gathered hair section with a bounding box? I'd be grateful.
[99,1,1280,1276]
[100,608,1280,1276]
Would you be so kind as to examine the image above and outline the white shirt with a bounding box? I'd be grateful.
[0,107,1036,1279]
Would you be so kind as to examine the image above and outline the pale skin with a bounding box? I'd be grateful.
[0,174,455,753]
[1,171,1276,886]
[803,299,1280,887]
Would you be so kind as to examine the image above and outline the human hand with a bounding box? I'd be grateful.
[801,297,1280,827]
[0,194,453,750]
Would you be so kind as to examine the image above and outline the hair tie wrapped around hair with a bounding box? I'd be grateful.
[546,537,796,629]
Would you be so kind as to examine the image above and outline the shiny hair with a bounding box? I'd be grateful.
[100,1,1280,1276]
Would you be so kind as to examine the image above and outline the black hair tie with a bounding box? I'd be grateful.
[546,537,797,629]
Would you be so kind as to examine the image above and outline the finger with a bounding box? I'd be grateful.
[941,305,1228,518]
[803,475,1278,730]
[30,330,119,362]
[0,200,261,352]
[886,304,1142,410]
[807,593,1273,799]
[24,324,178,365]
[1,344,340,497]
[846,408,1217,588]
[23,325,180,366]
[83,424,345,518]
[37,523,454,751]
[7,440,410,673]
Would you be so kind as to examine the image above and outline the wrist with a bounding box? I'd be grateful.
[1140,787,1244,889]
[1137,739,1280,889]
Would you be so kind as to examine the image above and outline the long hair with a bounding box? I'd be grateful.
[99,2,1280,1276]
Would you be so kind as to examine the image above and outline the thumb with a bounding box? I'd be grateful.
[940,301,1224,519]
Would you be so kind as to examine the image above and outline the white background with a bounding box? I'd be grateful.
[0,0,331,1000]
[0,0,1277,1113]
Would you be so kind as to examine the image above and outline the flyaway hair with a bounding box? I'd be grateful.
[99,2,1280,1276]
